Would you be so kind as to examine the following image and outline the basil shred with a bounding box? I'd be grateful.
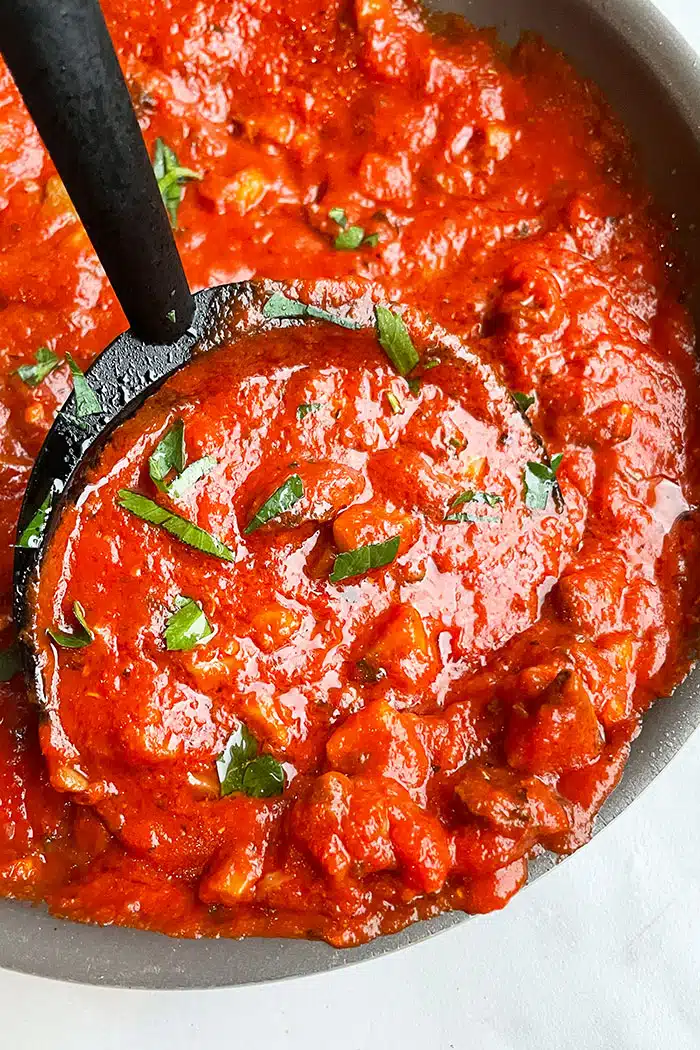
[244,475,303,534]
[216,723,285,798]
[117,490,236,561]
[330,535,400,583]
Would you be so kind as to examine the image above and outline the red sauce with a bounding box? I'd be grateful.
[1,0,700,946]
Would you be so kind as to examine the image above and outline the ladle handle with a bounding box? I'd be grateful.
[0,0,194,343]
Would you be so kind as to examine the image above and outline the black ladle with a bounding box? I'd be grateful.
[0,0,352,636]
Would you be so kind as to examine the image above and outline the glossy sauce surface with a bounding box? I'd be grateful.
[2,0,700,945]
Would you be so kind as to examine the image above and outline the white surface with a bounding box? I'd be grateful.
[5,1,700,1046]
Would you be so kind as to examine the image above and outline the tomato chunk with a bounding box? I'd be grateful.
[505,671,604,775]
[326,699,430,796]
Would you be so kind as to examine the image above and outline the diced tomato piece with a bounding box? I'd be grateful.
[455,761,569,837]
[505,671,604,775]
[459,857,528,914]
[326,698,430,796]
[250,605,301,652]
[385,780,452,893]
[291,772,451,893]
[362,605,439,689]
[199,841,266,906]
[452,824,527,876]
[359,153,414,204]
[332,500,419,555]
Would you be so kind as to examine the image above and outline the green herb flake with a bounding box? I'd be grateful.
[523,453,564,511]
[216,723,285,798]
[66,353,102,418]
[167,456,216,500]
[329,207,347,229]
[242,754,286,798]
[165,596,214,651]
[16,347,60,388]
[363,232,379,248]
[297,402,323,420]
[149,420,186,492]
[0,643,22,683]
[16,488,55,549]
[244,474,303,534]
[263,292,361,330]
[118,489,236,561]
[513,391,535,414]
[386,391,403,415]
[445,489,503,524]
[48,601,94,649]
[330,535,400,583]
[406,377,421,396]
[375,305,420,377]
[335,225,366,250]
[153,138,202,229]
[423,357,441,370]
[451,490,503,509]
[216,723,259,796]
[445,510,501,524]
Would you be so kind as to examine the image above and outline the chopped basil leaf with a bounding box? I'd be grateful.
[216,723,285,798]
[329,209,378,249]
[0,643,22,682]
[335,225,365,250]
[523,453,563,511]
[444,491,502,521]
[264,292,306,319]
[48,601,94,649]
[406,377,421,396]
[423,358,441,370]
[167,456,216,500]
[152,138,202,229]
[242,754,286,798]
[329,207,347,228]
[330,535,400,583]
[118,490,236,561]
[263,292,361,330]
[216,723,259,796]
[244,474,303,534]
[375,305,419,376]
[513,391,535,414]
[66,353,102,418]
[298,402,322,420]
[386,391,403,415]
[16,347,60,387]
[444,511,501,524]
[451,490,503,509]
[165,596,214,651]
[17,488,54,549]
[149,420,186,492]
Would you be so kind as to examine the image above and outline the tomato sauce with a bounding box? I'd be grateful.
[1,0,700,946]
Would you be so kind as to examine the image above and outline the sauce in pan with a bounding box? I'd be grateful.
[2,0,700,945]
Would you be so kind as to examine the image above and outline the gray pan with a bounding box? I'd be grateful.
[2,0,700,988]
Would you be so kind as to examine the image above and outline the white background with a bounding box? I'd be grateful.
[4,1,700,1046]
